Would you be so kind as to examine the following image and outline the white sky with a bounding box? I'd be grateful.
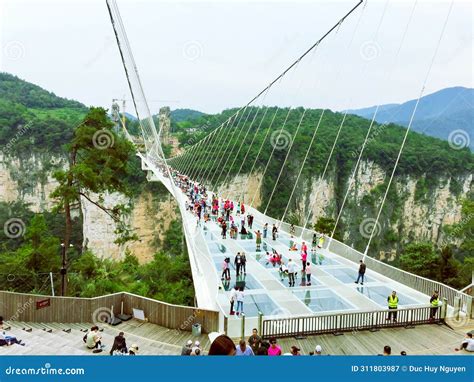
[1,0,472,115]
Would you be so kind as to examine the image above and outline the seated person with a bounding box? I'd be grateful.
[110,332,127,355]
[85,326,105,352]
[455,333,474,352]
[240,226,248,235]
[0,331,24,346]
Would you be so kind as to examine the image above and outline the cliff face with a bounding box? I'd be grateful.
[218,160,472,258]
[1,150,470,261]
[0,152,178,263]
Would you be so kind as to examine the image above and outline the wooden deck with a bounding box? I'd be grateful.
[1,320,471,356]
[0,320,210,356]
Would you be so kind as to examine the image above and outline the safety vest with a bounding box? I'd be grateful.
[388,295,398,308]
[431,297,439,307]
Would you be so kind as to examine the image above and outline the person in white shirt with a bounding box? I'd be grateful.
[455,332,474,352]
[287,259,297,287]
[235,287,245,315]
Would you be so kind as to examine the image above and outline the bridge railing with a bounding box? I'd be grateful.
[0,290,220,333]
[327,239,472,315]
[261,305,443,339]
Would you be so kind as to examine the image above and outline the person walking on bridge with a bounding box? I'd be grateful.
[255,230,262,251]
[234,252,243,277]
[272,224,278,241]
[263,223,268,239]
[386,291,399,322]
[287,259,297,287]
[429,291,440,321]
[354,260,366,285]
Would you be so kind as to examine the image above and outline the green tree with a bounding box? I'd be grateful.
[51,107,136,295]
[399,242,439,280]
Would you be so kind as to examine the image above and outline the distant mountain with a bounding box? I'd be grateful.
[347,87,473,150]
[170,108,205,123]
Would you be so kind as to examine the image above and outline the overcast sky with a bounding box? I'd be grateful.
[1,0,472,115]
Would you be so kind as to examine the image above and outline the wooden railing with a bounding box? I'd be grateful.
[0,291,219,333]
[262,306,444,339]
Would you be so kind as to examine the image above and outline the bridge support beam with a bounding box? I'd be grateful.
[241,314,246,340]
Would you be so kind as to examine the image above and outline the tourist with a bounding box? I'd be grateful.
[354,260,366,285]
[382,345,391,356]
[311,234,317,252]
[263,223,268,239]
[255,230,262,251]
[110,332,127,355]
[181,339,193,355]
[386,291,398,322]
[240,202,245,215]
[318,235,325,248]
[208,335,236,356]
[305,262,311,286]
[272,224,278,240]
[267,338,282,356]
[290,346,301,355]
[235,287,245,315]
[0,317,24,347]
[248,328,262,354]
[287,258,297,287]
[301,241,307,254]
[128,344,139,355]
[221,257,231,280]
[241,252,247,275]
[455,333,474,352]
[247,214,254,229]
[191,340,201,355]
[429,291,439,320]
[234,252,243,276]
[290,224,295,236]
[301,250,308,272]
[314,345,322,355]
[229,285,238,315]
[221,220,227,239]
[86,326,105,352]
[236,339,254,356]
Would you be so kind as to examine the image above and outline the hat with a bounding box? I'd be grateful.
[186,340,193,346]
[130,344,139,353]
[315,345,322,353]
[194,340,200,347]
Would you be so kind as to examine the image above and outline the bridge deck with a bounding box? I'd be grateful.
[194,209,432,320]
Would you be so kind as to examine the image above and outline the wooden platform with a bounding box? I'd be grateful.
[1,320,471,356]
[0,320,209,356]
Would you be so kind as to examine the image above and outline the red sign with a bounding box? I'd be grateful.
[36,298,50,310]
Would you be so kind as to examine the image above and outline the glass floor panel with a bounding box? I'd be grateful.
[269,269,322,287]
[236,240,260,252]
[309,253,340,266]
[207,242,232,255]
[322,267,375,283]
[238,293,280,316]
[355,285,421,307]
[292,289,354,312]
